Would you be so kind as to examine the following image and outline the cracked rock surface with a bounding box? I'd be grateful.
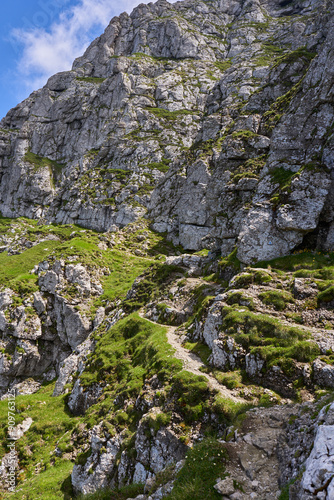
[0,0,333,263]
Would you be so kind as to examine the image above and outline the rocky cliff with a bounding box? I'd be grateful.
[0,0,334,499]
[1,0,333,264]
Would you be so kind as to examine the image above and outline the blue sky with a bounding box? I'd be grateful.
[0,0,164,120]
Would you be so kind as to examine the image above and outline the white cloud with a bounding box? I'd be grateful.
[11,0,164,95]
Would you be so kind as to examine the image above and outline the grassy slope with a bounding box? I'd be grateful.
[0,313,226,500]
[0,383,80,499]
[0,219,166,498]
[2,218,334,499]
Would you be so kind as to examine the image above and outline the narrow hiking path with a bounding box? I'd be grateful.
[166,326,246,403]
[140,312,246,403]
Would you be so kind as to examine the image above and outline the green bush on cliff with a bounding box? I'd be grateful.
[317,285,334,303]
[257,250,334,272]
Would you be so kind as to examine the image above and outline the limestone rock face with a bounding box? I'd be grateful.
[301,424,334,496]
[71,423,122,495]
[71,407,187,496]
[0,0,333,263]
[0,258,102,397]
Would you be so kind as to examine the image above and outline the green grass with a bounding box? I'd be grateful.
[273,46,316,68]
[255,42,284,66]
[165,438,228,500]
[78,313,221,435]
[98,251,155,303]
[146,107,195,120]
[241,21,269,30]
[183,285,215,328]
[113,219,184,257]
[295,268,334,280]
[24,149,65,177]
[218,248,241,275]
[2,315,215,498]
[107,168,131,182]
[226,291,255,309]
[171,371,210,422]
[231,269,272,288]
[0,217,164,317]
[146,159,171,172]
[270,167,295,188]
[76,77,106,84]
[230,154,267,183]
[184,342,211,364]
[259,290,294,311]
[220,306,319,376]
[0,383,81,499]
[0,240,61,291]
[0,216,186,321]
[263,78,305,131]
[212,395,251,423]
[214,60,232,72]
[268,162,328,206]
[222,306,307,343]
[78,484,145,499]
[33,233,155,305]
[279,478,298,500]
[3,462,74,499]
[122,263,185,312]
[257,251,334,272]
[213,370,243,389]
[263,43,285,56]
[231,130,258,141]
[317,285,334,303]
[80,313,181,389]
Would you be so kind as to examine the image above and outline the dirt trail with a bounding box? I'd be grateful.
[167,327,246,403]
[140,313,246,403]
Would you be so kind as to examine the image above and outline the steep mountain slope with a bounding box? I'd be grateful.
[0,0,333,262]
[0,0,334,499]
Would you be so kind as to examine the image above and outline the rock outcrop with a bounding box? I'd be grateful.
[0,256,102,397]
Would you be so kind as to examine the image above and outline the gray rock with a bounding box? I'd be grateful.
[93,307,105,329]
[313,359,334,388]
[276,171,331,232]
[33,291,47,315]
[8,417,33,440]
[237,205,303,264]
[65,264,91,296]
[0,289,13,310]
[0,0,330,266]
[301,424,334,494]
[72,427,122,495]
[39,271,59,294]
[245,353,264,378]
[214,477,235,495]
[293,279,318,299]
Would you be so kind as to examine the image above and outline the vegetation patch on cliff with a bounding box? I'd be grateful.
[24,149,65,179]
[221,306,320,374]
[166,438,228,500]
[0,382,81,499]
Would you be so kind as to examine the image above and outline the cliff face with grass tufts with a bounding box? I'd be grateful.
[0,0,334,499]
[1,0,334,263]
